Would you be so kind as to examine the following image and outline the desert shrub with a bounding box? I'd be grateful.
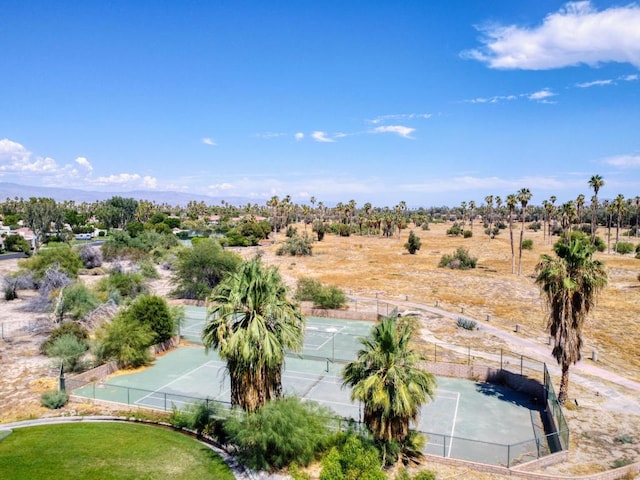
[313,285,347,309]
[41,389,69,409]
[446,223,462,236]
[286,225,298,237]
[2,272,34,301]
[276,233,313,256]
[135,259,160,279]
[225,397,332,471]
[45,333,89,372]
[95,313,154,368]
[522,239,533,250]
[421,222,430,231]
[528,222,542,231]
[122,294,178,345]
[96,270,147,301]
[78,244,103,269]
[438,247,477,270]
[295,277,322,301]
[19,244,83,279]
[456,317,478,331]
[40,322,90,354]
[615,242,634,255]
[319,434,385,480]
[593,236,606,252]
[312,220,326,241]
[463,230,473,238]
[170,401,221,438]
[57,283,101,321]
[171,239,241,300]
[413,472,437,480]
[404,231,422,254]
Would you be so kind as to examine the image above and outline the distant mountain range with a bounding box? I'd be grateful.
[0,182,254,207]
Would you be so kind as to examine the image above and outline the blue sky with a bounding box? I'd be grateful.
[1,0,639,207]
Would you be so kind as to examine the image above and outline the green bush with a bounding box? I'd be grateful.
[456,318,478,330]
[463,230,473,238]
[593,236,606,252]
[225,397,332,471]
[295,277,323,301]
[19,244,83,279]
[41,389,69,409]
[59,283,101,321]
[404,231,422,254]
[438,247,477,270]
[96,270,147,301]
[615,242,634,255]
[40,322,90,354]
[319,434,385,480]
[528,222,542,231]
[312,220,326,241]
[123,294,177,345]
[313,285,347,309]
[45,333,89,373]
[522,239,533,250]
[446,224,462,236]
[95,313,154,368]
[276,233,313,256]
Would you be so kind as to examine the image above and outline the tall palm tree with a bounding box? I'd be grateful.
[559,201,576,241]
[506,194,517,274]
[343,316,436,460]
[202,257,305,412]
[468,200,476,232]
[484,195,494,237]
[535,235,607,404]
[635,196,640,239]
[588,175,605,242]
[612,194,626,253]
[575,194,585,230]
[517,188,532,276]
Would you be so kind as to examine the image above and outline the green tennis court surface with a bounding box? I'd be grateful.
[74,309,547,466]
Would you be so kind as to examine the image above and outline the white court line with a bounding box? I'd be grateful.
[447,392,461,458]
[135,361,224,405]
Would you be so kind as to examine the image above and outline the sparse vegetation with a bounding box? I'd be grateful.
[276,232,313,256]
[456,317,478,330]
[439,247,478,270]
[40,389,69,409]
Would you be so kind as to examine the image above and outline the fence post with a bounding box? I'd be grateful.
[127,388,130,405]
[164,393,168,411]
[507,444,511,468]
[468,346,471,365]
[434,343,437,362]
[500,349,503,370]
[520,355,524,376]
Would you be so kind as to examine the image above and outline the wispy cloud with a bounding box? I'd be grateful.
[94,173,158,188]
[462,1,640,70]
[576,79,613,88]
[465,89,556,104]
[604,154,640,168]
[255,132,286,140]
[368,113,431,124]
[294,132,304,141]
[311,131,335,143]
[202,137,217,146]
[371,125,415,139]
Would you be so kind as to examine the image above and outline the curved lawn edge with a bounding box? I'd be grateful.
[0,416,266,480]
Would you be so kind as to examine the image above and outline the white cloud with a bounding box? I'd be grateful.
[208,182,234,191]
[463,1,640,70]
[622,74,639,82]
[202,137,217,146]
[294,132,305,141]
[604,154,640,168]
[371,125,415,139]
[75,156,93,172]
[311,131,335,143]
[256,132,286,139]
[527,89,556,101]
[93,173,158,188]
[576,79,613,88]
[369,113,432,124]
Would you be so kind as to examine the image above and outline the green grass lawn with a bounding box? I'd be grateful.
[0,422,235,480]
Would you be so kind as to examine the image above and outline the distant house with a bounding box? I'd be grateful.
[13,227,37,250]
[75,233,93,241]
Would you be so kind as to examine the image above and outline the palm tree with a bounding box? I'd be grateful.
[342,316,436,463]
[559,201,576,240]
[517,188,532,276]
[468,200,476,232]
[588,175,605,241]
[575,194,585,230]
[635,196,640,239]
[202,257,304,412]
[613,194,626,253]
[506,194,517,274]
[484,195,494,237]
[535,234,607,404]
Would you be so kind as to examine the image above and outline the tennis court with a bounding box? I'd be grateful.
[73,308,547,466]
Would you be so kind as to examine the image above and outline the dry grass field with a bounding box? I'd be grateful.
[260,223,640,382]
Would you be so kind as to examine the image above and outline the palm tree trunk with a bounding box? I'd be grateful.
[518,221,524,276]
[558,362,571,405]
[509,220,515,274]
